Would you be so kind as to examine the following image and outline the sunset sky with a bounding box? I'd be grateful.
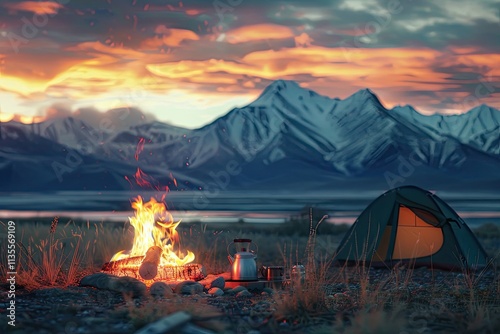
[0,0,499,128]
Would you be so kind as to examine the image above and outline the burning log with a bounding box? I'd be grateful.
[102,257,206,282]
[139,246,162,280]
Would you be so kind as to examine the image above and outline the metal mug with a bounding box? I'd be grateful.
[260,266,284,281]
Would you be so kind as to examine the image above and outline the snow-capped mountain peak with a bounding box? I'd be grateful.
[393,102,500,154]
[1,79,498,193]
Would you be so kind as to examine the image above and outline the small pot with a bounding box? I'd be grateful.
[260,266,284,281]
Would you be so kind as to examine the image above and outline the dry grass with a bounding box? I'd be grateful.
[0,216,499,333]
[0,218,131,288]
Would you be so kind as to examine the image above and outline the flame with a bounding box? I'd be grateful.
[135,137,145,161]
[134,167,154,188]
[110,196,195,266]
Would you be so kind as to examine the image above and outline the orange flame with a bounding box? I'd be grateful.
[135,137,145,161]
[110,196,195,266]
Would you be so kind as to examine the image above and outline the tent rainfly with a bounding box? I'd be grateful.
[334,186,490,270]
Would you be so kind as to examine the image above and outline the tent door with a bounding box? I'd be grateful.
[392,206,444,260]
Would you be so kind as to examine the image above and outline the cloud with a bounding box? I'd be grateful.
[147,46,442,82]
[2,1,64,15]
[0,0,498,122]
[145,44,499,112]
[223,24,295,44]
[294,33,314,47]
[73,106,157,131]
[148,25,200,47]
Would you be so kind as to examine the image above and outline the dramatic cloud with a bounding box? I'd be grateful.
[223,24,295,44]
[0,0,498,128]
[2,1,64,15]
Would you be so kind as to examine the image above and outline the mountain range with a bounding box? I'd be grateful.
[1,80,499,193]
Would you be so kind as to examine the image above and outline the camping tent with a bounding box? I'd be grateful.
[334,186,489,270]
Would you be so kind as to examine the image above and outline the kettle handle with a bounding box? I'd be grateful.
[260,265,267,278]
[227,240,259,256]
[250,241,258,255]
[227,241,234,257]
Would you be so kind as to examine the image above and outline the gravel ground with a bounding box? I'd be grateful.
[1,266,499,334]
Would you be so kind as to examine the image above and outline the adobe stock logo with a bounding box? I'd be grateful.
[4,0,70,53]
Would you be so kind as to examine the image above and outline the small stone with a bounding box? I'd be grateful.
[108,276,147,297]
[209,277,225,290]
[228,285,247,295]
[80,273,115,289]
[236,290,252,298]
[262,288,274,295]
[199,275,225,290]
[208,287,224,297]
[150,282,173,297]
[174,281,204,295]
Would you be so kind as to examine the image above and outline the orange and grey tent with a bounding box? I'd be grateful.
[334,186,489,270]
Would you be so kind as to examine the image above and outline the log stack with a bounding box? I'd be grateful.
[101,256,205,282]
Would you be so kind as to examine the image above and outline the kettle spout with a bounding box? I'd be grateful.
[227,255,234,265]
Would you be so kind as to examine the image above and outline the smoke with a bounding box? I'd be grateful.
[75,107,157,132]
[44,103,73,119]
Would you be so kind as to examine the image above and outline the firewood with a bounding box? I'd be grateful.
[135,311,192,334]
[102,258,206,282]
[139,246,162,280]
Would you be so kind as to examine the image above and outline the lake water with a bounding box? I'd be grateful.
[0,190,499,227]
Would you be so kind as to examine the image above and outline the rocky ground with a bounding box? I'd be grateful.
[1,267,499,334]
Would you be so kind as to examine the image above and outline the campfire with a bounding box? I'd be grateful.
[102,196,205,284]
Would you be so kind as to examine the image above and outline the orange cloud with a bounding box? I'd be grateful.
[185,9,202,16]
[145,45,500,113]
[3,1,64,15]
[224,24,295,44]
[294,33,314,47]
[147,46,445,86]
[2,33,497,121]
[0,41,176,100]
[0,112,44,124]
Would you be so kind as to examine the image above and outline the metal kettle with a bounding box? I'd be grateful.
[227,238,258,281]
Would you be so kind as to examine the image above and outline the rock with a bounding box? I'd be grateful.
[199,275,225,290]
[262,288,274,295]
[174,281,204,295]
[208,287,224,297]
[227,285,247,295]
[80,273,146,297]
[236,290,252,298]
[208,277,225,290]
[150,282,173,297]
[108,276,147,297]
[80,273,116,289]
